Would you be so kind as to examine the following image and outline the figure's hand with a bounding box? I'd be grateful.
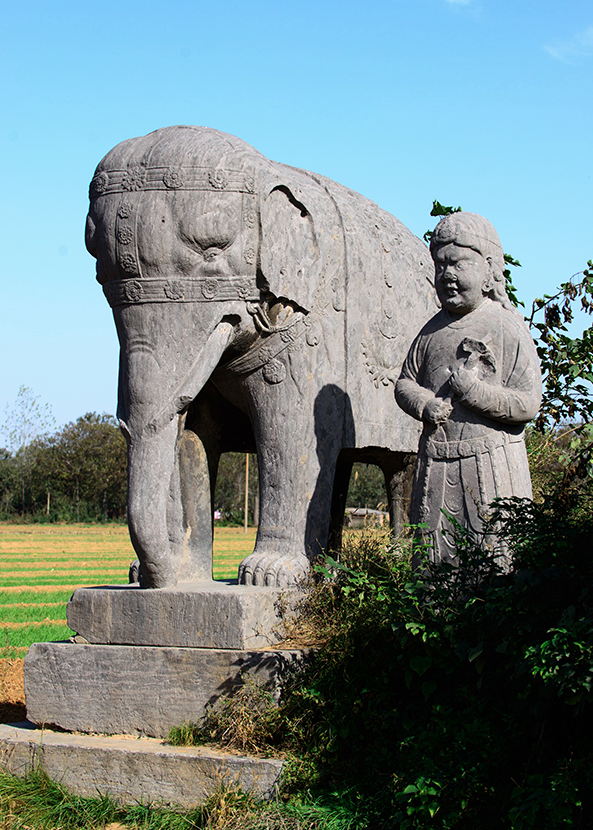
[423,396,453,425]
[450,364,479,397]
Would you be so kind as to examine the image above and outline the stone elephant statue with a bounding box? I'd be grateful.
[85,126,436,589]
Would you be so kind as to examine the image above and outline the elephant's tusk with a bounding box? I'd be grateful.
[145,322,235,436]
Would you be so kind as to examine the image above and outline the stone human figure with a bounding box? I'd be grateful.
[395,213,542,564]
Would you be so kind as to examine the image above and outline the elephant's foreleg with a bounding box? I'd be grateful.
[235,415,315,586]
[238,441,313,586]
[238,380,347,587]
[128,420,220,587]
[127,417,181,589]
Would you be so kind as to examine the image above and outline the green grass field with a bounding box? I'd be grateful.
[0,523,257,657]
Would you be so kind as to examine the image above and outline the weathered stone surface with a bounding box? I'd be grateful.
[86,126,437,590]
[24,642,303,738]
[0,723,283,804]
[67,581,298,649]
[395,213,542,565]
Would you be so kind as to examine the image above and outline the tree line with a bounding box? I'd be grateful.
[0,405,127,522]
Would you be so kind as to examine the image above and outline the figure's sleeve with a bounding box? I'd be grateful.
[395,334,436,422]
[456,320,542,424]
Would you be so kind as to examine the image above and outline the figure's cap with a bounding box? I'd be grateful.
[430,212,503,263]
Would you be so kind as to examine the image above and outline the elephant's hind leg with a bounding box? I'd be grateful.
[327,451,355,555]
[381,452,416,536]
[176,384,254,583]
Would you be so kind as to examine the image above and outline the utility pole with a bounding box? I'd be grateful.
[244,453,249,533]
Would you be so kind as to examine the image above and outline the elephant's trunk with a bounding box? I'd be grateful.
[123,321,235,588]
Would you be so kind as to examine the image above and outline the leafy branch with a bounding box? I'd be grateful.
[526,262,593,429]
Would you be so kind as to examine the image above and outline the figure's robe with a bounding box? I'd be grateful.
[396,299,541,563]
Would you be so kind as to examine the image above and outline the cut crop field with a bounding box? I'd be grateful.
[0,523,257,659]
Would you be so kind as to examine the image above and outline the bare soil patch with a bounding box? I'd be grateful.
[0,658,25,724]
[0,659,24,703]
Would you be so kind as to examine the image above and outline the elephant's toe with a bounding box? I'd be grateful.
[239,553,272,585]
[239,552,309,588]
[270,554,309,587]
[238,554,259,585]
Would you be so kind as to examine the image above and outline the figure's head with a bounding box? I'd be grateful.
[430,212,508,315]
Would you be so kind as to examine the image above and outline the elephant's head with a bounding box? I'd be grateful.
[85,126,341,587]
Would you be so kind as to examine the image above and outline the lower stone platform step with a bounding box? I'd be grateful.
[0,723,283,806]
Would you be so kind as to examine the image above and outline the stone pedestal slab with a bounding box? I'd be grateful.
[24,642,303,739]
[67,581,299,649]
[0,723,283,805]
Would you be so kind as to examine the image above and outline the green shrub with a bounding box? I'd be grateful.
[283,491,593,827]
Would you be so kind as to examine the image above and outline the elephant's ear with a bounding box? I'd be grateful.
[259,185,321,312]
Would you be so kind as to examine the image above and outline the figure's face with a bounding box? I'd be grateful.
[433,243,491,315]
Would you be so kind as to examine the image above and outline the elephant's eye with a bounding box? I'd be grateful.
[203,248,221,262]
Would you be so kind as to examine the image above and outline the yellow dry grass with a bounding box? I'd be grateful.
[0,620,66,629]
[0,585,86,593]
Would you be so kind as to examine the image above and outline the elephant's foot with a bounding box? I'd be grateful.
[131,558,179,589]
[129,559,141,584]
[238,552,309,588]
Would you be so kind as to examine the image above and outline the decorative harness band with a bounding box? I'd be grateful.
[89,166,255,199]
[103,276,260,308]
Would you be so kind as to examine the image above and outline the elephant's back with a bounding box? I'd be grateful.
[92,126,270,177]
[288,165,438,452]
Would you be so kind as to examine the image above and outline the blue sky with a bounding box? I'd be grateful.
[1,0,591,428]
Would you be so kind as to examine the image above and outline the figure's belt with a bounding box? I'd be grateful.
[103,276,260,307]
[90,166,255,199]
[422,431,524,460]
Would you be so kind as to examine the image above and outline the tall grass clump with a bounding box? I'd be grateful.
[168,676,284,756]
[0,768,121,828]
[0,768,365,829]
